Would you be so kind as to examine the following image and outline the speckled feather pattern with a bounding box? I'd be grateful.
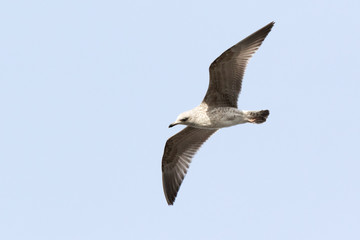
[162,22,274,205]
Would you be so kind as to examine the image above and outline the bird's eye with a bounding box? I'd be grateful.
[180,117,189,122]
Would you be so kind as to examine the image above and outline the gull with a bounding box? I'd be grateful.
[162,22,274,205]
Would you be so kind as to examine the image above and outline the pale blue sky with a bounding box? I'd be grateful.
[1,0,359,239]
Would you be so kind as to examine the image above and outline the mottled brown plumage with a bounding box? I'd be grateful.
[162,127,217,205]
[203,22,274,108]
[162,22,274,205]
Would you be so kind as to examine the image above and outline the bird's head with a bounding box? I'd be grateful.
[169,112,192,128]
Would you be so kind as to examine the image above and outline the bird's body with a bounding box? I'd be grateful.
[177,103,268,129]
[162,22,275,205]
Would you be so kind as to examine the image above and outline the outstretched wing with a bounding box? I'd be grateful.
[203,22,274,108]
[162,127,217,205]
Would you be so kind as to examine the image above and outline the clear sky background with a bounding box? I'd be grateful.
[1,0,359,239]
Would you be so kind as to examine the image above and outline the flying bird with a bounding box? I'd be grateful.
[162,22,274,205]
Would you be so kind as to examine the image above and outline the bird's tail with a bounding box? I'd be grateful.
[247,110,270,124]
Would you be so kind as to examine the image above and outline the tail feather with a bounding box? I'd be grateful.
[248,110,269,124]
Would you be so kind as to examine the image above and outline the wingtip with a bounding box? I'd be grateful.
[265,21,275,30]
[162,172,178,205]
[165,194,176,206]
[255,21,275,39]
[164,186,176,205]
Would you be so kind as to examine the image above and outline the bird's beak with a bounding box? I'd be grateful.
[169,122,178,128]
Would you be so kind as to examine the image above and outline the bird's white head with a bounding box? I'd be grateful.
[169,111,192,128]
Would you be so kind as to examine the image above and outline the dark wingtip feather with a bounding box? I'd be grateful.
[265,21,275,29]
[250,21,275,40]
[162,170,182,205]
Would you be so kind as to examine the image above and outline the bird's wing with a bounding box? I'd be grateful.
[202,22,274,108]
[162,127,217,205]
